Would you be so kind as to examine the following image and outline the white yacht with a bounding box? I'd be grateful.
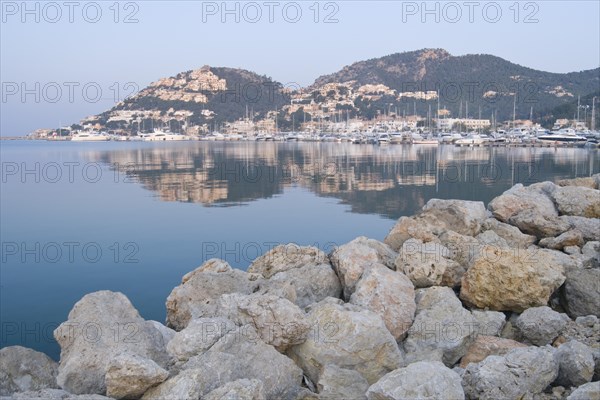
[378,134,391,144]
[143,129,189,141]
[411,133,438,145]
[537,128,587,143]
[389,133,403,144]
[71,132,110,142]
[455,134,488,146]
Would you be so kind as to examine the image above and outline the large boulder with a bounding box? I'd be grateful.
[53,291,170,395]
[561,267,600,318]
[471,310,506,337]
[349,264,416,340]
[203,379,265,400]
[145,325,303,400]
[567,381,600,400]
[403,287,475,367]
[459,336,527,368]
[329,237,397,300]
[461,346,559,400]
[395,239,465,288]
[460,246,566,312]
[105,352,168,400]
[480,218,537,249]
[557,174,600,189]
[539,230,585,250]
[488,181,558,223]
[288,298,402,385]
[551,185,600,218]
[508,208,571,239]
[365,361,464,400]
[383,216,440,252]
[514,306,570,346]
[248,245,342,309]
[420,199,488,237]
[554,340,595,388]
[561,216,600,242]
[165,259,264,330]
[166,318,236,363]
[317,364,369,400]
[0,346,58,396]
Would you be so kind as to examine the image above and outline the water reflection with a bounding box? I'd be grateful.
[86,143,598,219]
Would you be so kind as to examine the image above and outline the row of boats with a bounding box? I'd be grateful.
[70,128,600,147]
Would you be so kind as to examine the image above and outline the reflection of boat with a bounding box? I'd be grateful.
[71,132,110,142]
[455,134,488,146]
[538,128,587,143]
[144,129,189,141]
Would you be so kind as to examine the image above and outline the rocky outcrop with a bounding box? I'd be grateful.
[288,298,402,385]
[52,291,170,395]
[0,346,58,396]
[366,361,464,400]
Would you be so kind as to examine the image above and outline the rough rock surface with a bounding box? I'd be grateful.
[165,259,265,330]
[420,199,488,237]
[52,291,170,395]
[566,381,600,400]
[561,216,600,242]
[349,264,415,340]
[539,230,585,250]
[166,317,236,362]
[459,336,527,368]
[551,185,600,218]
[554,340,595,388]
[514,306,570,346]
[0,346,59,396]
[404,287,475,367]
[203,379,265,400]
[329,237,398,299]
[288,298,402,385]
[383,216,440,252]
[3,388,112,399]
[396,238,465,288]
[248,245,342,309]
[460,246,566,312]
[471,310,506,336]
[562,267,600,318]
[461,346,559,400]
[366,361,465,400]
[559,315,600,349]
[105,352,168,399]
[480,218,537,248]
[317,364,369,400]
[557,174,600,189]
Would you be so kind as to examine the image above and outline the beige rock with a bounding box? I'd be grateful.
[105,352,168,399]
[383,216,440,252]
[459,336,527,368]
[551,185,600,218]
[317,365,369,400]
[480,218,537,248]
[203,379,265,400]
[539,230,585,250]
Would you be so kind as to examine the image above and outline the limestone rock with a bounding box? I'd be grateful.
[567,381,600,400]
[562,267,600,318]
[514,306,570,346]
[481,218,537,249]
[53,291,170,395]
[404,287,475,367]
[508,208,571,239]
[166,317,236,362]
[105,352,169,399]
[0,346,58,396]
[460,246,566,312]
[288,298,402,385]
[561,216,600,242]
[557,174,600,189]
[203,379,265,400]
[248,245,329,278]
[551,185,600,218]
[6,388,112,399]
[488,182,558,223]
[420,199,488,237]
[554,340,594,388]
[471,310,506,336]
[366,361,464,400]
[317,364,369,400]
[461,346,559,400]
[349,264,416,340]
[459,336,527,368]
[383,216,439,252]
[539,230,584,250]
[330,237,397,300]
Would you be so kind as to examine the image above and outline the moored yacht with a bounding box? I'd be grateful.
[71,131,110,142]
[455,133,488,146]
[144,129,189,141]
[537,128,587,143]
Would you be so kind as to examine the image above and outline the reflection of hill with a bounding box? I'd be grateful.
[86,143,599,219]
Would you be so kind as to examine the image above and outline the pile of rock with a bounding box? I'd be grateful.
[1,175,599,400]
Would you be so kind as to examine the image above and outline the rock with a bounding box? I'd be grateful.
[208,293,310,351]
[567,381,600,400]
[461,346,559,400]
[203,379,265,400]
[557,174,600,190]
[539,230,585,250]
[317,365,369,400]
[562,267,600,318]
[581,241,600,267]
[488,182,558,223]
[471,310,506,336]
[420,199,488,237]
[404,287,475,367]
[349,264,415,340]
[0,346,58,396]
[248,245,343,309]
[383,216,440,252]
[475,230,510,248]
[514,306,570,346]
[564,246,582,255]
[460,246,566,312]
[53,291,170,395]
[105,352,169,399]
[509,208,571,239]
[6,388,112,399]
[329,237,398,300]
[459,336,527,368]
[395,238,465,288]
[551,186,600,218]
[288,298,402,385]
[146,326,303,400]
[146,321,175,346]
[166,318,236,362]
[366,361,464,400]
[481,218,537,248]
[165,259,264,330]
[554,340,594,388]
[438,230,480,266]
[560,315,600,349]
[561,216,600,242]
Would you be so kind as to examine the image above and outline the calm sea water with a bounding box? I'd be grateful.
[1,140,598,359]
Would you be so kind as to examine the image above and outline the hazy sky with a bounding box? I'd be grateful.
[2,0,599,135]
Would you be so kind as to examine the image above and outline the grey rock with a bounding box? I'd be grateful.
[561,216,600,242]
[508,208,571,239]
[203,379,265,400]
[567,381,600,400]
[558,315,600,349]
[562,267,600,318]
[461,346,559,400]
[539,230,585,250]
[420,199,488,237]
[7,388,112,399]
[0,346,58,396]
[404,287,475,367]
[366,361,464,400]
[481,218,537,249]
[471,310,506,337]
[166,317,236,362]
[459,335,527,368]
[488,181,559,223]
[554,340,594,388]
[551,186,600,218]
[105,352,169,399]
[514,306,570,346]
[317,364,369,400]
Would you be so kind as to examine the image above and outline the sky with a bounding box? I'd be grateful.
[1,0,599,136]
